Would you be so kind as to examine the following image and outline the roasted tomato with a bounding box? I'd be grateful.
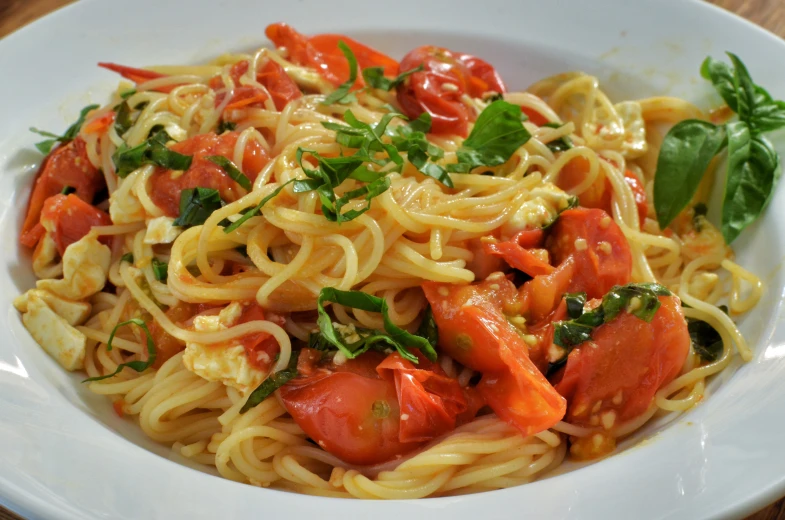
[397,45,506,136]
[148,131,269,217]
[278,349,478,465]
[208,59,301,111]
[481,229,554,277]
[265,23,398,87]
[423,278,566,436]
[39,194,111,256]
[555,295,690,458]
[21,138,105,248]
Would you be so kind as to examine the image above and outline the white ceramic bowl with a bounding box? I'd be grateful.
[1,0,784,518]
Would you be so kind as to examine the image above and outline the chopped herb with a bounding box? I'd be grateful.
[448,100,532,173]
[173,187,224,227]
[60,185,76,195]
[30,103,100,154]
[223,179,296,234]
[542,122,573,152]
[206,155,252,190]
[564,292,587,319]
[120,89,137,99]
[120,253,134,264]
[553,283,671,354]
[687,318,723,362]
[83,319,156,382]
[216,120,237,134]
[240,350,300,413]
[322,41,359,105]
[362,64,424,91]
[151,258,168,282]
[416,305,439,347]
[112,129,193,178]
[314,288,438,363]
[654,53,783,243]
[235,245,248,257]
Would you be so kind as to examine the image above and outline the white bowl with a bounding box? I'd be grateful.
[1,0,784,518]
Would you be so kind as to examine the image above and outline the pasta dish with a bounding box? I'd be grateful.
[14,23,777,498]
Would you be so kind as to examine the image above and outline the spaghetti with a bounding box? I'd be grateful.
[14,23,765,498]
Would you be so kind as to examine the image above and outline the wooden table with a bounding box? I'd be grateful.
[1,0,784,518]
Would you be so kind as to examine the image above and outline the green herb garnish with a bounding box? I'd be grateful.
[241,350,299,413]
[322,41,359,105]
[83,319,156,382]
[30,103,100,154]
[112,128,193,178]
[216,120,237,134]
[120,253,134,264]
[542,122,573,152]
[206,155,252,190]
[173,187,224,228]
[654,53,783,243]
[151,258,168,282]
[362,64,424,91]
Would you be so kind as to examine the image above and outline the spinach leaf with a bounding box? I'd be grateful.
[240,350,300,413]
[206,155,252,190]
[653,119,727,229]
[83,319,156,382]
[362,64,423,91]
[322,41,359,105]
[448,100,531,173]
[721,122,780,243]
[30,103,100,154]
[315,288,438,363]
[173,187,224,227]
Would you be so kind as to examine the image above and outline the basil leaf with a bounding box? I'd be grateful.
[120,89,137,99]
[362,64,423,91]
[701,56,740,113]
[322,41,359,105]
[687,318,723,362]
[173,187,224,227]
[120,253,134,264]
[721,122,780,243]
[542,122,573,152]
[653,119,727,229]
[241,350,299,413]
[60,185,76,195]
[727,52,757,123]
[206,155,252,190]
[223,179,296,234]
[30,103,100,155]
[83,319,156,382]
[416,305,439,348]
[151,258,168,282]
[553,283,671,350]
[448,100,531,173]
[316,288,438,363]
[750,100,785,134]
[324,176,391,223]
[564,292,587,319]
[113,101,133,136]
[217,120,237,134]
[113,129,193,178]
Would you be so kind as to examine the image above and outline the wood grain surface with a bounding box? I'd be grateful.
[0,0,784,519]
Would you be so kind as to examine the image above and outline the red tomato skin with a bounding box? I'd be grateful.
[422,279,566,436]
[256,59,302,110]
[546,208,632,300]
[555,295,690,427]
[236,303,284,372]
[209,59,302,111]
[149,132,269,217]
[40,194,112,256]
[623,171,649,224]
[278,351,420,465]
[149,303,196,368]
[482,229,554,277]
[21,138,105,248]
[396,46,506,136]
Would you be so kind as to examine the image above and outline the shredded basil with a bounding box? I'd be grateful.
[112,129,193,178]
[687,318,723,362]
[151,258,168,282]
[314,288,438,363]
[654,53,783,243]
[113,100,133,136]
[322,41,359,105]
[30,103,100,154]
[447,100,531,173]
[60,185,76,195]
[223,179,296,234]
[83,319,156,382]
[206,155,252,190]
[362,64,423,91]
[553,283,671,351]
[120,89,137,99]
[240,350,300,413]
[542,122,573,152]
[216,120,237,134]
[173,187,224,228]
[120,253,134,264]
[563,292,587,319]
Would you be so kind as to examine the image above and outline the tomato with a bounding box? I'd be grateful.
[265,23,398,87]
[256,59,303,110]
[149,132,269,217]
[546,208,632,299]
[521,107,550,127]
[39,194,111,256]
[235,303,284,372]
[481,229,554,277]
[279,349,476,465]
[556,157,648,227]
[98,62,178,93]
[21,138,105,248]
[555,295,690,456]
[423,279,566,436]
[518,259,576,324]
[149,302,198,368]
[397,46,506,136]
